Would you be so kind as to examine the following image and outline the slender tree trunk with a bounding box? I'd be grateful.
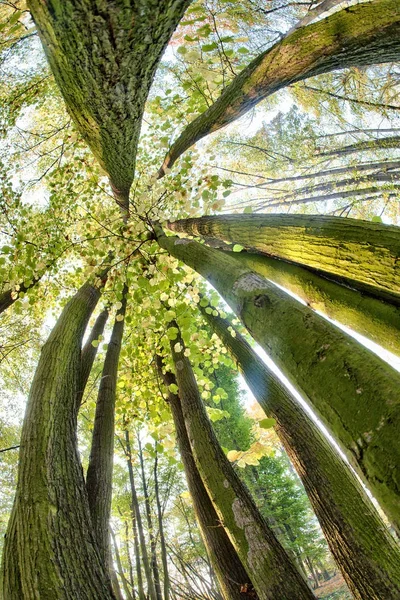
[232,252,400,356]
[130,511,145,600]
[0,276,41,316]
[158,0,400,175]
[199,302,400,599]
[137,435,163,600]
[155,227,400,535]
[305,557,319,589]
[86,290,128,565]
[76,306,109,413]
[111,528,134,600]
[125,430,157,600]
[166,214,400,303]
[166,328,316,600]
[0,280,115,599]
[154,450,171,600]
[320,135,400,157]
[156,354,256,600]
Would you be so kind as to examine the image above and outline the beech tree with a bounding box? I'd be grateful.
[1,0,400,599]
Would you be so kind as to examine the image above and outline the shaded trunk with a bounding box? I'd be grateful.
[76,306,109,414]
[0,280,115,599]
[125,430,157,600]
[154,451,171,600]
[137,436,163,600]
[200,302,400,600]
[158,0,400,175]
[0,276,41,316]
[166,328,316,600]
[156,354,256,600]
[155,228,400,535]
[233,252,400,357]
[86,290,128,564]
[166,214,400,303]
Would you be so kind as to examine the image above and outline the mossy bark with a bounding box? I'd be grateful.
[86,292,127,566]
[233,252,400,357]
[27,0,192,210]
[155,355,256,600]
[156,228,400,534]
[167,328,316,600]
[158,0,400,175]
[200,303,400,600]
[167,214,400,304]
[0,281,115,599]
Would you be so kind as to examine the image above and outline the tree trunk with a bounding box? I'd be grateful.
[0,281,115,599]
[155,228,400,534]
[320,135,400,157]
[76,306,109,414]
[154,450,171,600]
[166,328,316,600]
[86,290,128,565]
[125,430,157,600]
[156,354,256,600]
[28,0,192,212]
[199,302,400,599]
[232,252,400,357]
[137,435,163,600]
[166,214,400,303]
[0,276,41,316]
[158,0,400,175]
[111,528,134,600]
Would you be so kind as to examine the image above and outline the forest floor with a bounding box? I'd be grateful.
[314,573,351,599]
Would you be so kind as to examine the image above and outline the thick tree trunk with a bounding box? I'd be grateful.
[200,303,400,600]
[166,214,400,303]
[158,0,400,176]
[166,329,316,600]
[86,291,128,565]
[232,252,400,356]
[28,0,192,210]
[155,228,400,534]
[154,451,171,600]
[0,281,115,599]
[137,436,163,600]
[156,355,256,600]
[76,306,109,413]
[125,430,157,600]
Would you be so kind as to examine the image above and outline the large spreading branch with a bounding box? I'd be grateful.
[158,0,400,177]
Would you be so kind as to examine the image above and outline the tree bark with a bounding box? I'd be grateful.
[158,0,400,176]
[86,290,128,565]
[125,430,157,600]
[166,214,400,304]
[199,302,400,600]
[320,135,400,157]
[76,306,109,414]
[232,252,400,357]
[0,280,115,599]
[137,435,163,600]
[156,354,256,600]
[155,227,400,534]
[166,330,316,600]
[27,0,192,211]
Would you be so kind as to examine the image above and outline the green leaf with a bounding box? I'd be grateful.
[232,244,244,253]
[202,42,218,52]
[259,418,276,429]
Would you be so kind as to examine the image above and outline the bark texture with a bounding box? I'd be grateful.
[86,292,128,565]
[200,303,400,600]
[167,214,400,304]
[76,307,109,413]
[0,281,115,599]
[158,0,400,175]
[167,329,316,600]
[155,228,400,534]
[233,252,400,357]
[27,0,192,213]
[156,355,256,600]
